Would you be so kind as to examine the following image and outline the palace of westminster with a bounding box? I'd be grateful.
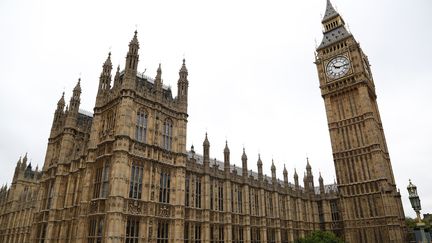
[0,1,407,242]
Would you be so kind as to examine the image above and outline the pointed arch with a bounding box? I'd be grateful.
[162,119,173,151]
[135,109,148,143]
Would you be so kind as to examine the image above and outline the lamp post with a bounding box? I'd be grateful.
[407,179,423,223]
[407,179,429,242]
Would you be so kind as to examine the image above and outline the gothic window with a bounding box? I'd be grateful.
[330,200,341,221]
[237,186,243,214]
[195,176,201,208]
[88,216,104,243]
[210,224,224,243]
[184,222,189,243]
[194,224,201,243]
[318,201,325,230]
[267,228,276,243]
[210,225,214,243]
[135,111,147,143]
[218,225,224,243]
[162,119,173,151]
[45,181,53,209]
[37,223,47,243]
[157,221,169,243]
[232,226,244,243]
[251,227,261,243]
[281,229,289,243]
[129,164,143,199]
[159,172,170,203]
[231,187,234,212]
[218,183,224,211]
[93,161,110,199]
[210,182,214,210]
[125,217,139,243]
[106,110,116,131]
[254,190,259,216]
[185,175,190,207]
[70,177,77,206]
[279,197,285,219]
[265,192,273,217]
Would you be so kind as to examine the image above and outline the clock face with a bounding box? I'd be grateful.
[326,56,350,79]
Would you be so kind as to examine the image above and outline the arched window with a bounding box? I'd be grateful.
[163,119,173,151]
[135,111,147,143]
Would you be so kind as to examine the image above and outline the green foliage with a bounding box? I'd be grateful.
[295,231,344,243]
[406,217,431,230]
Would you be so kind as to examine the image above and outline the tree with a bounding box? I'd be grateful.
[295,231,344,243]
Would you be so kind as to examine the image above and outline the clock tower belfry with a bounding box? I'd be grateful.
[315,1,406,242]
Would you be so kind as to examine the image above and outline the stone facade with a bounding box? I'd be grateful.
[0,1,406,242]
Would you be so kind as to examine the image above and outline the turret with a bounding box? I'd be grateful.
[303,172,307,188]
[306,158,312,175]
[98,52,112,94]
[203,133,210,168]
[56,92,65,111]
[224,141,230,173]
[21,153,28,170]
[13,156,22,181]
[283,164,288,186]
[271,159,276,184]
[177,58,189,109]
[294,169,299,189]
[112,65,121,89]
[123,31,139,89]
[319,173,325,194]
[257,154,263,181]
[305,158,314,193]
[51,92,65,135]
[241,148,248,178]
[69,78,81,114]
[154,63,163,96]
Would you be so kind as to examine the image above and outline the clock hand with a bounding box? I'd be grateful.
[334,63,348,68]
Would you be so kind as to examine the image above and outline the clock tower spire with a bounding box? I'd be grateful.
[315,1,406,242]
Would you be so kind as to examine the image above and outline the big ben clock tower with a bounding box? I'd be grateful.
[315,1,406,242]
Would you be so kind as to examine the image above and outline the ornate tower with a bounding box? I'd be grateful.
[315,1,406,242]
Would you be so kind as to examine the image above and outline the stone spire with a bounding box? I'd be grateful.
[224,141,230,173]
[57,92,65,110]
[294,168,299,188]
[203,133,210,168]
[52,92,66,133]
[241,148,248,177]
[124,30,140,88]
[283,164,288,185]
[69,78,81,113]
[154,63,163,95]
[305,158,314,193]
[322,0,338,22]
[16,156,22,167]
[306,158,313,178]
[319,172,325,194]
[21,153,28,170]
[257,154,263,181]
[177,58,189,109]
[271,159,276,181]
[98,52,112,93]
[113,65,121,89]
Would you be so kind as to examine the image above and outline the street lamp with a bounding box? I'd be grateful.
[407,179,422,223]
[407,179,429,243]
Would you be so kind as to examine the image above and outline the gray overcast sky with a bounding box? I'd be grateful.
[0,0,431,218]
